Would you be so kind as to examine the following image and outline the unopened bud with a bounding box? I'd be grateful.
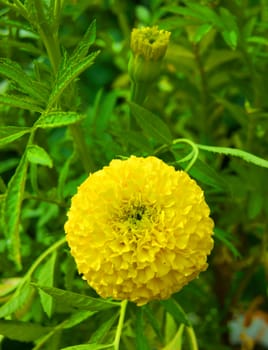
[128,26,171,83]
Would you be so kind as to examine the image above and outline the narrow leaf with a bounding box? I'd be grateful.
[35,111,84,129]
[136,307,150,350]
[197,144,268,168]
[32,285,119,311]
[129,102,172,145]
[72,20,96,59]
[0,58,48,103]
[0,94,43,112]
[27,144,53,168]
[62,310,96,329]
[214,228,241,258]
[143,305,164,342]
[0,126,31,146]
[37,251,57,317]
[61,344,113,350]
[160,298,190,326]
[3,153,28,268]
[0,320,52,342]
[89,313,118,343]
[189,159,229,190]
[0,281,32,318]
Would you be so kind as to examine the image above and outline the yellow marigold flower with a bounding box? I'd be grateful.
[64,156,214,306]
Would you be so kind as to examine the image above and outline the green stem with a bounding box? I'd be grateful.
[130,81,151,105]
[25,237,66,280]
[69,124,95,173]
[113,300,128,350]
[34,0,61,74]
[40,28,61,74]
[192,43,209,140]
[172,138,199,171]
[9,237,66,304]
[34,1,95,173]
[186,326,199,350]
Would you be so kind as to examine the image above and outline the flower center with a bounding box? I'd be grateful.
[128,206,146,224]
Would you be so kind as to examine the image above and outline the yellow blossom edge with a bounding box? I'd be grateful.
[65,156,214,306]
[130,26,171,61]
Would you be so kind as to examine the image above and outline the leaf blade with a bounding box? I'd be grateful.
[32,285,119,312]
[129,102,172,145]
[27,144,53,168]
[35,111,84,129]
[3,153,28,268]
[37,251,57,317]
[0,320,52,342]
[0,126,31,146]
[197,144,268,168]
[160,298,190,326]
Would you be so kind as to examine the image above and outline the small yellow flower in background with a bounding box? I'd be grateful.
[64,156,214,306]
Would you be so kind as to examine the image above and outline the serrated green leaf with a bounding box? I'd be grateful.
[0,126,31,146]
[47,50,100,109]
[117,130,153,153]
[62,310,96,329]
[0,94,43,112]
[89,313,118,343]
[136,307,150,350]
[3,153,28,268]
[0,281,32,318]
[197,144,268,168]
[35,111,84,128]
[32,310,96,350]
[32,285,119,311]
[129,102,172,145]
[189,159,229,190]
[0,58,48,103]
[0,320,52,342]
[27,144,53,168]
[72,19,96,59]
[160,298,190,326]
[61,344,113,350]
[37,251,57,317]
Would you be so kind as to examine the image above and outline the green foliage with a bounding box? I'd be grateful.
[0,0,268,349]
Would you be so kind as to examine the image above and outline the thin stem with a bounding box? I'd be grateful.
[186,326,199,350]
[130,81,150,106]
[69,124,96,173]
[34,2,95,173]
[192,43,209,139]
[113,300,128,350]
[172,138,199,171]
[25,237,66,280]
[39,28,61,74]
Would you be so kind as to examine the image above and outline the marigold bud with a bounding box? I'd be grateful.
[128,26,171,83]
